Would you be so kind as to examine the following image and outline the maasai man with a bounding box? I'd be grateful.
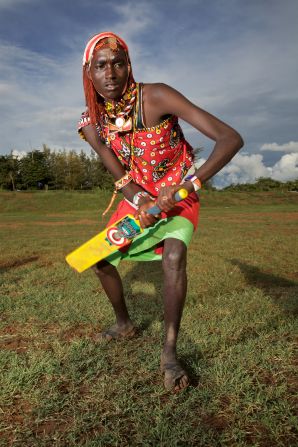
[78,32,243,391]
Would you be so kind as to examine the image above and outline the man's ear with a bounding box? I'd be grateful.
[86,65,92,80]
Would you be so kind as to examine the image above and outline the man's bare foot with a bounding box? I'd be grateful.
[160,352,189,392]
[94,321,137,342]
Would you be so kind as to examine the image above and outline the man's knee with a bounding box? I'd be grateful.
[162,239,187,272]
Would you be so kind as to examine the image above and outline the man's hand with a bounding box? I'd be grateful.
[135,197,159,229]
[135,186,189,228]
[155,185,182,212]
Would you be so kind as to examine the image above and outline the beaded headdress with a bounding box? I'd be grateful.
[83,32,130,66]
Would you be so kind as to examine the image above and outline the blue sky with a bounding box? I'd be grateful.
[0,0,297,186]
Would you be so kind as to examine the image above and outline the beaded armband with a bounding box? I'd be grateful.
[77,111,91,130]
[184,174,202,192]
[115,172,133,191]
[77,110,91,141]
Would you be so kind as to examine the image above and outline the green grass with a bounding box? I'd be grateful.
[0,190,297,446]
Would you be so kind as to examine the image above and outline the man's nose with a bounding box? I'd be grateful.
[105,63,116,78]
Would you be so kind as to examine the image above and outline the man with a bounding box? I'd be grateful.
[78,32,243,391]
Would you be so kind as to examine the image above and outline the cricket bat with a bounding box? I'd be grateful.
[66,188,188,273]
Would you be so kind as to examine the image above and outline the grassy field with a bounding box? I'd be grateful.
[0,190,297,446]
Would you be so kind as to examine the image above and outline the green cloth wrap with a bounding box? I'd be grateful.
[106,215,194,266]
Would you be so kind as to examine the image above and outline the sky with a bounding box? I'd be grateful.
[0,0,297,187]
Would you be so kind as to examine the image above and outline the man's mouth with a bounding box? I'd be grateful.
[105,83,119,91]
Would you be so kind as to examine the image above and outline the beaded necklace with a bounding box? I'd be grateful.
[98,81,137,145]
[104,82,137,130]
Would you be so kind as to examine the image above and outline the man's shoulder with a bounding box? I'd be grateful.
[143,82,170,93]
[142,83,172,105]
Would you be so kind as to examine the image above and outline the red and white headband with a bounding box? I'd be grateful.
[83,32,129,66]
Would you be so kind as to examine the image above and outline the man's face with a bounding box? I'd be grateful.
[88,46,129,101]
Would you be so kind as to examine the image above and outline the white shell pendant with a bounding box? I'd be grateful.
[115,117,125,129]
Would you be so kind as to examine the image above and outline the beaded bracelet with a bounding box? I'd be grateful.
[184,174,202,192]
[132,191,154,207]
[115,172,133,191]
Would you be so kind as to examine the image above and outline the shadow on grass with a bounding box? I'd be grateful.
[122,261,163,330]
[121,260,202,387]
[0,255,39,273]
[231,259,298,315]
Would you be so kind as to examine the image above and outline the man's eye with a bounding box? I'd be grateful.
[115,62,124,68]
[95,63,105,69]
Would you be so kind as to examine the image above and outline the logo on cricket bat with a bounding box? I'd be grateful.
[105,216,142,246]
[106,227,126,246]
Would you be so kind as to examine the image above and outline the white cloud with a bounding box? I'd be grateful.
[270,153,298,182]
[214,152,298,188]
[260,141,298,153]
[11,149,27,159]
[112,2,154,41]
[0,41,84,152]
[215,154,268,187]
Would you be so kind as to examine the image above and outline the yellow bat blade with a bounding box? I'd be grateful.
[66,214,143,273]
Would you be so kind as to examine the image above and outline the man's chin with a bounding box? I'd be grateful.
[103,90,123,101]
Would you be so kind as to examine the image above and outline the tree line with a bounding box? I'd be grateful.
[0,146,113,191]
[0,146,296,192]
[223,177,298,192]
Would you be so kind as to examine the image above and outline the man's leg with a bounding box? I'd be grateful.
[92,260,135,339]
[161,238,189,391]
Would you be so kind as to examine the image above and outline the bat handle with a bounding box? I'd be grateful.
[146,188,189,215]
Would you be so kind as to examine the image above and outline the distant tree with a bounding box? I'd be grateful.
[284,179,298,191]
[19,150,52,189]
[89,151,113,190]
[63,150,86,190]
[254,177,282,191]
[79,150,91,188]
[47,150,67,189]
[0,153,20,190]
[41,144,55,188]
